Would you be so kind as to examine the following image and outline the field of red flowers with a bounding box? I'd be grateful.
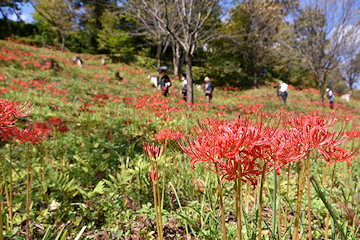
[1,38,360,239]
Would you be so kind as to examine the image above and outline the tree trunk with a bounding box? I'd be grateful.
[61,34,66,53]
[185,51,193,105]
[318,72,326,103]
[172,40,184,78]
[349,82,353,97]
[254,71,258,88]
[157,42,162,70]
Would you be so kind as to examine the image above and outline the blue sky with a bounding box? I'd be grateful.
[8,3,34,23]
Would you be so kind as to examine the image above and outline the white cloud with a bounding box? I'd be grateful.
[8,13,32,23]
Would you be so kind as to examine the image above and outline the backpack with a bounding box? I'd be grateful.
[182,85,187,94]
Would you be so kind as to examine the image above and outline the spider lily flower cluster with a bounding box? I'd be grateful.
[178,115,356,181]
[175,113,357,239]
[0,99,33,129]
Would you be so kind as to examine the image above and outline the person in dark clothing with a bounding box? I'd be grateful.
[158,70,172,97]
[274,83,280,97]
[278,81,288,104]
[204,76,214,106]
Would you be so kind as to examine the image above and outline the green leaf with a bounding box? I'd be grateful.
[60,230,68,240]
[54,226,66,240]
[310,177,346,240]
[74,226,87,240]
[114,230,123,238]
[93,181,105,195]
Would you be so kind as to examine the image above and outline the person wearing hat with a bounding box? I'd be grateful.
[279,81,288,104]
[326,88,335,109]
[179,73,187,101]
[204,76,214,106]
[158,70,172,97]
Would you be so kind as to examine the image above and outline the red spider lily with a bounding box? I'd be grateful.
[124,120,132,125]
[177,117,282,185]
[154,128,182,145]
[288,114,357,164]
[142,142,164,160]
[148,168,161,182]
[17,128,47,146]
[254,129,305,174]
[323,146,357,165]
[0,126,20,142]
[33,122,52,135]
[0,99,33,128]
[57,124,69,134]
[107,132,114,139]
[48,117,64,126]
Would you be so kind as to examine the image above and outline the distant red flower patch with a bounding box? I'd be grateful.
[124,120,132,125]
[0,73,5,81]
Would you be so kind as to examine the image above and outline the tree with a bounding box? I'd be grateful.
[172,38,184,78]
[31,0,79,52]
[224,1,283,87]
[0,0,23,34]
[132,4,171,70]
[328,68,347,95]
[341,53,360,96]
[279,0,360,103]
[338,25,360,96]
[122,0,224,104]
[73,0,118,52]
[96,9,135,53]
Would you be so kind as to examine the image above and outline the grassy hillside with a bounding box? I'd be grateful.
[0,38,360,239]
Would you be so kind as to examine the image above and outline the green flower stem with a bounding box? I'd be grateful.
[215,162,227,240]
[26,143,30,239]
[307,157,312,240]
[150,158,160,240]
[9,144,13,223]
[258,162,268,240]
[155,160,163,240]
[284,164,291,231]
[325,163,336,240]
[278,174,281,237]
[272,166,277,238]
[237,163,242,240]
[161,142,167,210]
[292,154,309,240]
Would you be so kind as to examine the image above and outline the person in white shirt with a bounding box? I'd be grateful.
[279,81,288,104]
[326,88,335,109]
[179,75,187,101]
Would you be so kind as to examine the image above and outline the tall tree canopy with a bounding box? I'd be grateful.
[224,0,284,87]
[31,0,79,52]
[280,0,360,102]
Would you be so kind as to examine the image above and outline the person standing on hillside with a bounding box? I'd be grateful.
[279,81,288,104]
[158,70,172,97]
[326,88,335,109]
[204,76,214,106]
[179,73,187,101]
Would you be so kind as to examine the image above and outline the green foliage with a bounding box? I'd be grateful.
[97,10,135,54]
[48,173,80,200]
[103,173,132,194]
